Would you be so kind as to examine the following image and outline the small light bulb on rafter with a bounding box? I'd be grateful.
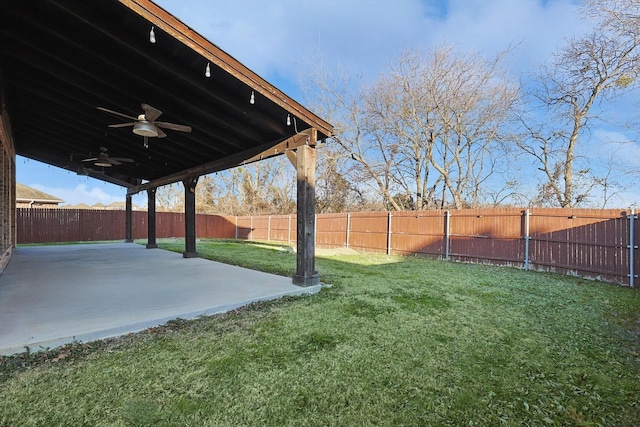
[286,114,291,126]
[149,26,156,43]
[205,62,211,78]
[249,90,255,104]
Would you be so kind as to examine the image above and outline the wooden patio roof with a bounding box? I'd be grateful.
[0,0,332,194]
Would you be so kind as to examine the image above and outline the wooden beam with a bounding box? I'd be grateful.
[293,128,319,287]
[146,188,158,249]
[127,131,314,195]
[183,177,198,258]
[242,130,314,164]
[124,194,133,243]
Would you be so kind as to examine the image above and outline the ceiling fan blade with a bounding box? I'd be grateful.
[156,127,167,138]
[141,103,162,122]
[97,107,137,121]
[110,157,134,163]
[108,123,136,128]
[109,159,122,166]
[82,157,98,162]
[155,121,192,133]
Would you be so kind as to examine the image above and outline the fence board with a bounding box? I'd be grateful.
[391,212,445,256]
[316,214,347,248]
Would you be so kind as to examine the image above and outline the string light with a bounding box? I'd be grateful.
[205,62,211,78]
[249,90,255,104]
[286,114,291,126]
[149,26,156,43]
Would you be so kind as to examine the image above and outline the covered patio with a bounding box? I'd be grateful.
[0,243,321,355]
[0,0,332,285]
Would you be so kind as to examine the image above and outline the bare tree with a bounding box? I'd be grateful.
[364,46,520,209]
[193,157,296,216]
[302,45,520,211]
[301,60,402,210]
[518,0,640,207]
[156,183,184,212]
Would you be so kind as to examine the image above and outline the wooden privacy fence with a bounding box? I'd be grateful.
[16,207,639,288]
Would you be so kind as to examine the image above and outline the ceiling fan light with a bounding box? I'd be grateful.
[133,120,158,137]
[94,162,112,167]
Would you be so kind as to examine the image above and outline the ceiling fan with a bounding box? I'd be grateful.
[82,147,133,168]
[97,103,192,138]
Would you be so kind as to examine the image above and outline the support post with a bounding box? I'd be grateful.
[346,213,351,248]
[183,177,199,258]
[444,210,451,261]
[630,209,636,288]
[292,133,319,287]
[146,188,158,249]
[523,209,530,271]
[387,211,392,255]
[124,194,133,243]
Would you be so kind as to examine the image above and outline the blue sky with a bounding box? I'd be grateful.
[20,0,615,207]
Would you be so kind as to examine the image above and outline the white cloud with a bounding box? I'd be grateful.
[155,0,587,88]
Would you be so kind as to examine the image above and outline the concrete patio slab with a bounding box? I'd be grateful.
[0,243,321,355]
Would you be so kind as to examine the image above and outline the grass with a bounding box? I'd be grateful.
[1,238,639,426]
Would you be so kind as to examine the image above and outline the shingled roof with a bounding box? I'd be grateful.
[16,183,64,204]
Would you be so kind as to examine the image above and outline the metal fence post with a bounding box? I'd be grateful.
[630,209,637,289]
[387,211,392,255]
[346,213,351,248]
[524,209,530,271]
[445,210,451,261]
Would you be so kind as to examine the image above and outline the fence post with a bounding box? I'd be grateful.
[630,209,637,289]
[346,213,351,248]
[268,215,271,241]
[250,216,253,241]
[445,210,451,261]
[524,209,530,271]
[235,216,238,239]
[387,211,392,255]
[288,214,292,244]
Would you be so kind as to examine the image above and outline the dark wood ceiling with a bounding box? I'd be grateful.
[0,0,332,191]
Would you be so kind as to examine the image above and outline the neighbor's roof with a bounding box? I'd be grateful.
[0,0,332,195]
[16,183,64,204]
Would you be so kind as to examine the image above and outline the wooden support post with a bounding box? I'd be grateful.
[292,130,319,287]
[183,177,199,258]
[146,188,158,249]
[124,194,133,243]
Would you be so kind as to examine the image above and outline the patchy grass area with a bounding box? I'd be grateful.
[1,239,639,426]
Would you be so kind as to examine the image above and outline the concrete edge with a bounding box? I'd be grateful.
[1,284,324,356]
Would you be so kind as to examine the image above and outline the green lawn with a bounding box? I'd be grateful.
[1,239,639,426]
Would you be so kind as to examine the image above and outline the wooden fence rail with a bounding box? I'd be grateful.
[16,207,639,288]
